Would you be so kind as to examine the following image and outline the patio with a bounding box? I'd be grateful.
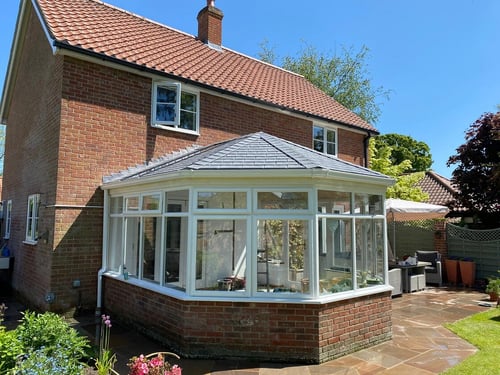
[0,287,493,374]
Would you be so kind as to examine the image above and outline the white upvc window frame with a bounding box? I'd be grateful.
[151,81,199,135]
[313,124,337,156]
[25,194,40,244]
[4,200,12,239]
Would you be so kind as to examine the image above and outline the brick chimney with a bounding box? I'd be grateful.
[197,0,224,46]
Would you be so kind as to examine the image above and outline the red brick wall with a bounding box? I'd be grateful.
[2,6,62,310]
[4,3,368,313]
[104,277,392,363]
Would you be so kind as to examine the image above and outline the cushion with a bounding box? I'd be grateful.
[416,251,439,268]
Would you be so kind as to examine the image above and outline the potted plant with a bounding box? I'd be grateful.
[485,273,500,302]
[445,256,460,285]
[458,257,475,288]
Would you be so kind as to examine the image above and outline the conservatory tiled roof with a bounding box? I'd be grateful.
[34,0,377,132]
[102,132,392,185]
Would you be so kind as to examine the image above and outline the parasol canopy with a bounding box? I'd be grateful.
[385,198,449,221]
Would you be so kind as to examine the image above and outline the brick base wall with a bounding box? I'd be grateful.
[103,277,392,363]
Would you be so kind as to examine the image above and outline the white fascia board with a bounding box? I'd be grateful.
[101,168,394,191]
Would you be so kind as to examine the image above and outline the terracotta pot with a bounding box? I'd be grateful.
[459,260,476,288]
[489,292,499,302]
[445,259,459,285]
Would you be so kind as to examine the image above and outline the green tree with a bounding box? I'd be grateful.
[447,112,500,227]
[369,138,428,201]
[373,133,432,172]
[259,42,390,124]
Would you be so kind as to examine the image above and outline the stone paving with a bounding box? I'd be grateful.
[1,287,494,374]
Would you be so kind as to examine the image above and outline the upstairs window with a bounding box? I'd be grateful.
[25,194,40,243]
[152,82,199,133]
[313,125,337,156]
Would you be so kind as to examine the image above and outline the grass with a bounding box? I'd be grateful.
[443,307,500,375]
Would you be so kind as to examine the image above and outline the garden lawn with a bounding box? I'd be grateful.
[443,307,500,375]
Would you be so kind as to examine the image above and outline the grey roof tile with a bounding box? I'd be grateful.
[103,132,391,184]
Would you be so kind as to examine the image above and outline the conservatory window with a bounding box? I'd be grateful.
[197,191,247,210]
[257,191,308,210]
[355,219,385,288]
[354,193,383,215]
[256,219,310,294]
[194,219,248,293]
[318,217,353,294]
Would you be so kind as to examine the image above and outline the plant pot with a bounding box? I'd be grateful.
[445,258,459,285]
[488,292,499,302]
[459,260,475,288]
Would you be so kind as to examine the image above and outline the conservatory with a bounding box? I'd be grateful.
[100,132,394,363]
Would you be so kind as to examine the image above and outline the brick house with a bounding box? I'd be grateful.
[0,0,394,363]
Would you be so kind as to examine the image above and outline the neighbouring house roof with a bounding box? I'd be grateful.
[1,0,377,133]
[102,132,392,187]
[416,171,457,207]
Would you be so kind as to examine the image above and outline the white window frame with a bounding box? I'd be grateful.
[313,125,337,156]
[25,194,40,244]
[151,81,199,134]
[4,200,12,239]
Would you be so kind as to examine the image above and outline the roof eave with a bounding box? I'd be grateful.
[101,168,394,191]
[52,41,378,135]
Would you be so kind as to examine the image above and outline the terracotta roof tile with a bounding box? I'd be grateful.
[417,171,457,206]
[35,0,377,132]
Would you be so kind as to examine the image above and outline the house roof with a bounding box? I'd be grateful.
[416,171,457,206]
[102,132,392,186]
[27,0,376,133]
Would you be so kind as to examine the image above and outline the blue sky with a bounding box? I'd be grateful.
[1,0,499,178]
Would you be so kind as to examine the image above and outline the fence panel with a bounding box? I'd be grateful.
[447,223,500,281]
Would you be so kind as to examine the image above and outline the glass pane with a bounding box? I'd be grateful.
[124,217,140,277]
[197,192,247,209]
[142,217,161,283]
[257,219,309,294]
[354,194,383,215]
[317,190,351,215]
[181,92,196,112]
[313,126,324,152]
[157,86,177,103]
[110,197,123,214]
[195,219,247,292]
[318,218,353,294]
[125,196,139,212]
[355,219,384,288]
[156,104,176,122]
[142,194,161,211]
[327,142,336,155]
[165,216,187,291]
[165,190,189,212]
[107,216,123,272]
[257,192,308,210]
[179,111,195,130]
[326,129,336,143]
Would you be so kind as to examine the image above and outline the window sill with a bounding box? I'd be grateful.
[151,124,199,136]
[23,240,38,246]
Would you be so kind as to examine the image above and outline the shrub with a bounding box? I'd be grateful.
[16,311,90,361]
[15,346,85,375]
[0,329,23,373]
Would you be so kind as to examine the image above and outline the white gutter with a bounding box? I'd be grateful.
[101,168,394,191]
